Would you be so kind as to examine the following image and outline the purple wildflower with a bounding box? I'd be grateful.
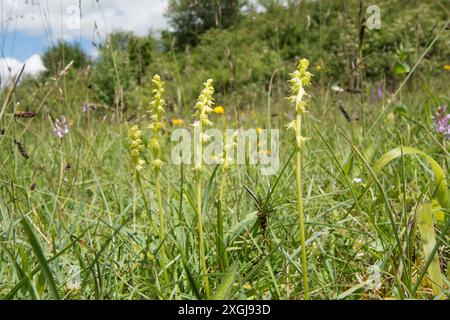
[433,105,450,140]
[54,116,69,138]
[377,83,383,99]
[82,103,89,113]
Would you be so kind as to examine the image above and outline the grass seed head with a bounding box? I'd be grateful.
[14,111,37,118]
[14,139,29,160]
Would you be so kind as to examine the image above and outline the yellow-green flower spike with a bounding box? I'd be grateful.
[287,58,313,300]
[149,74,166,174]
[192,79,215,298]
[287,58,313,149]
[149,74,170,286]
[150,74,166,134]
[194,79,215,128]
[288,58,312,114]
[128,125,144,172]
[193,79,215,172]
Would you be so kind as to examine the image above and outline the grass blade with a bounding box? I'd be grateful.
[21,217,60,299]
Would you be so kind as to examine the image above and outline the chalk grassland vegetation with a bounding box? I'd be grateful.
[0,0,449,299]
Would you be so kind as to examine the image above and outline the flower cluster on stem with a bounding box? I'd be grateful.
[149,74,170,286]
[128,125,144,173]
[287,58,312,149]
[193,79,215,173]
[287,58,313,300]
[192,78,215,298]
[149,75,166,174]
[433,105,450,140]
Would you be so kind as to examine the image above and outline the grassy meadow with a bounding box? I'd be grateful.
[0,0,449,300]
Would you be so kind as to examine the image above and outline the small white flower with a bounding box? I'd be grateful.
[66,265,81,291]
[331,84,345,93]
[54,116,69,139]
[366,264,381,290]
[352,177,363,184]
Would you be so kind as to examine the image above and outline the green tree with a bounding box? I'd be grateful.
[166,0,247,48]
[41,41,89,75]
[91,32,155,106]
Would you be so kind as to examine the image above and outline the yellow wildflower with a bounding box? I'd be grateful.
[171,118,184,126]
[444,65,450,71]
[214,105,225,115]
[243,283,252,290]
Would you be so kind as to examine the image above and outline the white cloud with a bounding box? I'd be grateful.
[0,0,169,42]
[0,54,46,86]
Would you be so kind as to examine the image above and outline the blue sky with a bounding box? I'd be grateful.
[1,30,93,61]
[0,0,168,82]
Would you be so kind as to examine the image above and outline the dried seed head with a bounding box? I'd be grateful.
[14,111,37,118]
[14,139,29,159]
[338,103,352,122]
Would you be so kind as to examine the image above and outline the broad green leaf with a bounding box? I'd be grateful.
[374,146,448,210]
[416,203,444,296]
[393,61,410,75]
[225,212,258,245]
[212,264,238,300]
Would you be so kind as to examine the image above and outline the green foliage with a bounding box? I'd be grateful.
[166,0,248,48]
[91,32,155,106]
[41,41,89,76]
[1,0,449,300]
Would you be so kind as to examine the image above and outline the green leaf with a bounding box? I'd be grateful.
[216,199,229,273]
[182,257,203,300]
[393,61,410,75]
[225,212,258,245]
[212,264,238,300]
[374,146,448,209]
[21,217,60,299]
[416,202,444,296]
[202,165,220,218]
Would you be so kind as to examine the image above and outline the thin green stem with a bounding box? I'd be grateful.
[156,174,169,285]
[197,175,210,298]
[295,114,309,300]
[217,171,229,272]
